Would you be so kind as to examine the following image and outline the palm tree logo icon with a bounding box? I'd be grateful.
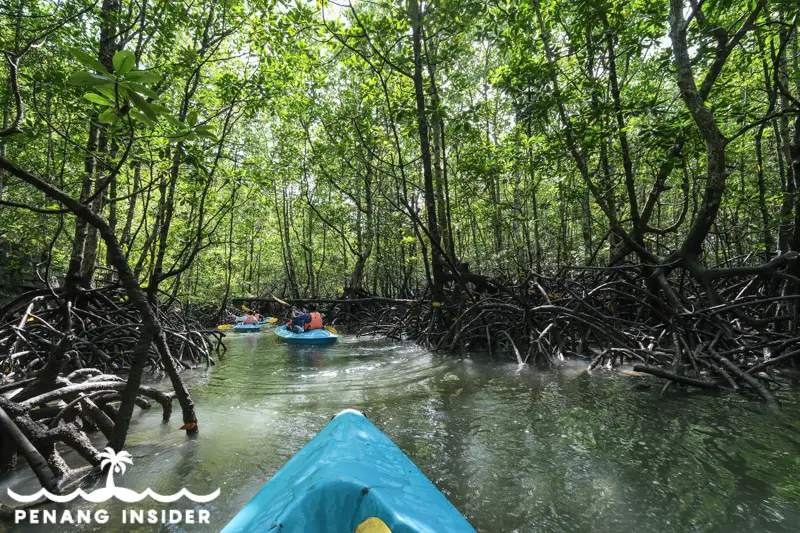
[99,448,133,491]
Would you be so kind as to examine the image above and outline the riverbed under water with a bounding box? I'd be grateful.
[2,332,800,532]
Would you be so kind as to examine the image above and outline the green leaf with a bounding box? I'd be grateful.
[95,86,116,100]
[195,125,217,141]
[116,86,131,100]
[113,50,136,75]
[67,71,111,87]
[128,109,155,127]
[124,70,161,84]
[98,108,118,124]
[128,91,158,121]
[187,110,198,126]
[70,48,109,75]
[83,92,112,105]
[164,114,184,128]
[149,103,170,114]
[121,81,158,99]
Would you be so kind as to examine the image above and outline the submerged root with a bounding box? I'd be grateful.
[0,285,216,492]
[237,254,800,407]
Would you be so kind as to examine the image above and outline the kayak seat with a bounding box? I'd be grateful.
[260,476,423,532]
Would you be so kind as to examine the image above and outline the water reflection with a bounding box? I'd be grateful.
[1,332,799,532]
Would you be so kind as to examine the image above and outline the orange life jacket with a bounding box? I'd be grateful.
[305,312,323,331]
[243,315,257,324]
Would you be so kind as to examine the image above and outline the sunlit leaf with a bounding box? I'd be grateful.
[70,48,109,75]
[98,108,118,123]
[128,91,158,121]
[113,50,136,75]
[83,92,112,105]
[125,70,161,84]
[68,71,111,87]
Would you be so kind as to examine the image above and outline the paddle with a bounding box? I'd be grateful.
[272,296,331,332]
[273,295,291,306]
[217,324,233,330]
[266,317,278,324]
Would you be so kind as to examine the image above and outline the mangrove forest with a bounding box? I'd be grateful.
[1,0,799,530]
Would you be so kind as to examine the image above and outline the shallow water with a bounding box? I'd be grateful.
[2,332,800,532]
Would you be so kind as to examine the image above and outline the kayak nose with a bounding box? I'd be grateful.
[333,408,365,419]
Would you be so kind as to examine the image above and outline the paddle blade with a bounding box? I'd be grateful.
[324,325,338,334]
[266,317,278,324]
[241,304,249,311]
[273,295,291,306]
[217,324,232,330]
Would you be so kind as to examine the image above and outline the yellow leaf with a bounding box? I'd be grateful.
[179,422,197,431]
[26,317,34,322]
[432,301,442,307]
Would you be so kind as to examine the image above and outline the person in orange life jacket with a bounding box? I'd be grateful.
[241,311,259,325]
[288,309,323,333]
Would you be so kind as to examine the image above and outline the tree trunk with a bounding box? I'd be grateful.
[79,0,120,289]
[755,127,775,256]
[668,0,733,262]
[409,0,445,302]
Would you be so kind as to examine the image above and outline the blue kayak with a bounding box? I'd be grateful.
[222,410,475,533]
[233,323,262,333]
[274,325,339,345]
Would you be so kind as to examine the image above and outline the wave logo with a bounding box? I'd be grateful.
[8,448,220,504]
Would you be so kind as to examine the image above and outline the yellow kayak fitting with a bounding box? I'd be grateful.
[355,517,391,533]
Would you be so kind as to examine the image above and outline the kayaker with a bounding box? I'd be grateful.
[242,311,259,325]
[288,309,324,333]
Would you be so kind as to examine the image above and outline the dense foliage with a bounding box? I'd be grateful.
[0,0,797,303]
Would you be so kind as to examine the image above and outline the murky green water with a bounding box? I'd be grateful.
[2,333,800,532]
